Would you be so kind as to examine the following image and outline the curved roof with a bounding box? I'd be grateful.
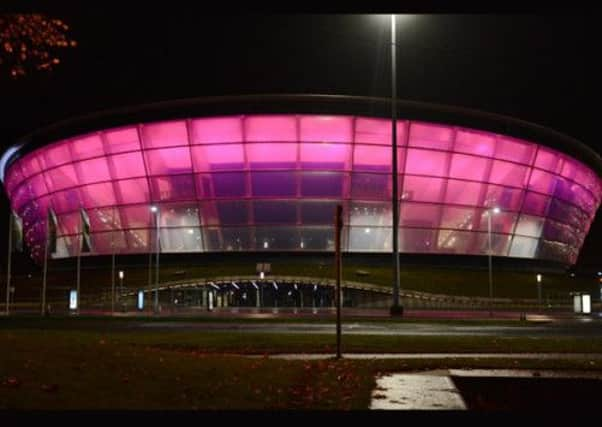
[2,94,602,180]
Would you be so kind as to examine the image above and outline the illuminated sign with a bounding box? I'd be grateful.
[137,290,144,310]
[582,294,591,314]
[69,290,77,310]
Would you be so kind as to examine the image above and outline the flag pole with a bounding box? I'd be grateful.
[76,209,82,315]
[5,212,12,316]
[41,210,49,316]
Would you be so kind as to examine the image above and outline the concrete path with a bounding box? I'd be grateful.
[262,352,602,360]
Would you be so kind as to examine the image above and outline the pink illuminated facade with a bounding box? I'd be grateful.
[3,107,601,265]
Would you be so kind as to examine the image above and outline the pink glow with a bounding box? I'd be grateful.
[4,113,600,265]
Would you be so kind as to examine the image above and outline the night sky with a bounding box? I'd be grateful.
[0,11,599,268]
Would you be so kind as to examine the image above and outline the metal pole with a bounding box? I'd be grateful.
[390,14,402,316]
[41,213,49,316]
[335,204,343,359]
[154,210,160,313]
[6,213,12,316]
[111,207,115,315]
[488,211,493,314]
[76,213,81,315]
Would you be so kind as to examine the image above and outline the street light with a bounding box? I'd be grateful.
[150,205,160,313]
[486,207,500,313]
[536,273,542,309]
[119,270,124,296]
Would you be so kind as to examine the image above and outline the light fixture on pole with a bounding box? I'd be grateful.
[487,207,500,314]
[536,273,542,309]
[119,270,124,296]
[150,205,160,313]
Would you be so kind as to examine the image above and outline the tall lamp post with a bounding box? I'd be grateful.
[536,273,542,309]
[486,207,500,314]
[150,205,160,313]
[390,14,403,316]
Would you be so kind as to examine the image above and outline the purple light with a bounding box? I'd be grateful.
[3,114,600,265]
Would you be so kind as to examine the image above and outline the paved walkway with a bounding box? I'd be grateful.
[260,352,602,360]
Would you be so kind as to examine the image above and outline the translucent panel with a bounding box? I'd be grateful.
[353,145,391,172]
[19,154,43,178]
[27,173,50,198]
[103,127,141,154]
[114,178,150,204]
[509,236,539,258]
[299,227,338,250]
[488,160,528,187]
[91,231,127,253]
[190,116,243,144]
[246,143,297,169]
[300,201,341,224]
[159,203,200,227]
[191,144,244,171]
[221,227,251,251]
[409,122,454,151]
[76,157,111,185]
[522,191,550,216]
[150,174,196,201]
[534,148,561,173]
[80,182,116,208]
[209,172,246,198]
[350,202,391,226]
[547,198,588,231]
[473,232,511,256]
[253,201,297,224]
[255,226,303,250]
[402,228,437,253]
[349,226,391,251]
[301,172,345,197]
[440,207,477,231]
[299,143,350,170]
[560,157,578,181]
[251,171,296,197]
[495,136,535,164]
[244,115,297,142]
[482,185,523,211]
[160,227,202,252]
[444,179,482,206]
[515,215,545,238]
[528,169,557,195]
[402,176,445,203]
[436,229,475,254]
[42,141,71,169]
[5,165,24,195]
[542,220,579,246]
[125,228,150,252]
[108,152,147,180]
[449,154,489,181]
[52,237,72,258]
[56,211,80,236]
[141,121,188,149]
[454,129,495,157]
[538,240,571,264]
[400,203,439,228]
[354,117,407,145]
[70,134,105,162]
[214,200,249,225]
[51,188,81,214]
[405,149,449,177]
[476,210,517,234]
[45,163,78,191]
[569,183,596,214]
[144,147,192,175]
[120,205,152,228]
[299,115,353,143]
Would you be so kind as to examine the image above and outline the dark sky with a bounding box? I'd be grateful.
[0,11,600,268]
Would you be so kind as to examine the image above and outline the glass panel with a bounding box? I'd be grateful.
[299,143,350,170]
[405,149,449,177]
[402,176,445,203]
[76,157,111,185]
[125,228,150,252]
[454,129,495,157]
[449,154,489,182]
[159,203,200,227]
[56,211,80,236]
[121,205,152,228]
[191,144,245,171]
[528,169,557,195]
[354,117,406,145]
[488,160,528,187]
[299,227,337,250]
[144,147,192,175]
[300,201,341,224]
[244,115,297,142]
[400,202,439,228]
[482,184,523,211]
[522,192,550,216]
[70,134,105,161]
[211,172,246,198]
[246,143,297,169]
[141,121,188,149]
[301,172,345,197]
[436,229,475,254]
[91,231,127,254]
[473,232,511,256]
[409,122,453,151]
[495,136,535,164]
[251,171,296,197]
[353,145,391,172]
[27,173,49,198]
[221,227,251,251]
[444,179,482,206]
[476,210,517,234]
[299,115,353,143]
[350,202,391,226]
[253,201,297,224]
[190,116,243,144]
[51,188,81,214]
[150,174,196,202]
[87,207,121,232]
[160,227,202,252]
[515,215,544,238]
[509,236,539,258]
[255,226,302,250]
[103,126,141,154]
[402,227,437,253]
[80,182,116,208]
[42,141,71,169]
[215,200,249,225]
[108,152,147,180]
[440,207,477,231]
[114,178,150,204]
[534,148,561,173]
[45,163,78,191]
[19,154,43,178]
[349,226,391,251]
